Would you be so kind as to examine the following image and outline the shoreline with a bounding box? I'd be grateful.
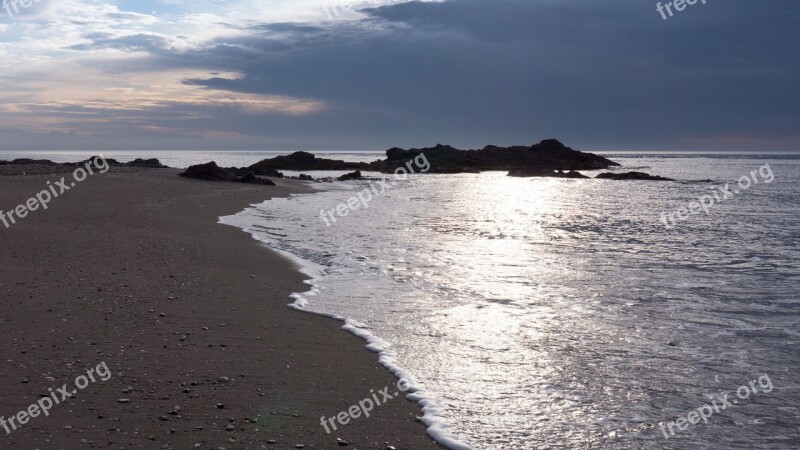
[0,165,444,449]
[220,204,475,450]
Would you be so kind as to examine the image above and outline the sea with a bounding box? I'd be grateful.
[5,150,799,449]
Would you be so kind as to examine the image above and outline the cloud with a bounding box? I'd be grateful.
[0,0,798,151]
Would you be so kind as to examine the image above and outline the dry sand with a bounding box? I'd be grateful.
[0,165,444,449]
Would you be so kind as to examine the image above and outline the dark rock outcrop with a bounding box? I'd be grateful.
[10,158,61,165]
[372,140,619,174]
[250,167,285,178]
[2,156,172,171]
[227,166,285,178]
[250,152,370,172]
[508,168,589,179]
[68,156,168,168]
[126,158,169,168]
[337,170,363,181]
[181,162,238,181]
[595,172,673,181]
[180,162,276,185]
[246,140,617,175]
[236,170,277,185]
[82,156,122,166]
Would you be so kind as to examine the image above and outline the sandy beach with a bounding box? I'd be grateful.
[0,164,442,449]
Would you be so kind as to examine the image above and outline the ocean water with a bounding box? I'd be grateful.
[219,154,800,450]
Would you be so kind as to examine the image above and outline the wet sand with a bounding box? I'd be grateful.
[0,165,443,449]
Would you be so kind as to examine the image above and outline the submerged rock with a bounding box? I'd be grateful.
[595,172,673,181]
[508,168,589,178]
[337,170,363,181]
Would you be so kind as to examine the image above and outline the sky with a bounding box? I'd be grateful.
[0,0,797,152]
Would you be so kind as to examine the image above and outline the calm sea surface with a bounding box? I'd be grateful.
[7,150,799,449]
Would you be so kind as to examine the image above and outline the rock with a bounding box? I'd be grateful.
[118,398,130,404]
[236,170,277,185]
[169,140,639,187]
[5,156,170,172]
[125,158,168,168]
[231,167,284,178]
[180,162,239,182]
[180,162,276,185]
[179,140,619,180]
[216,403,225,409]
[249,152,369,172]
[71,156,121,166]
[508,169,589,178]
[595,171,673,181]
[374,139,619,174]
[336,438,349,446]
[337,170,363,181]
[10,158,60,166]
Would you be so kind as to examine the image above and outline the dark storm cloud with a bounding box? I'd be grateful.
[184,0,800,150]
